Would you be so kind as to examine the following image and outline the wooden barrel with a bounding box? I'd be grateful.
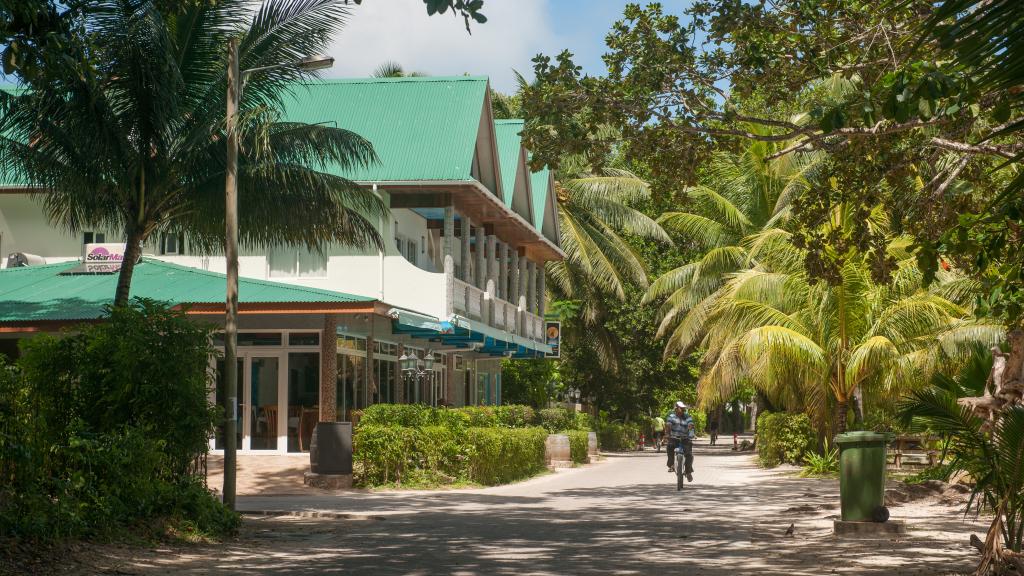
[587,431,598,455]
[309,421,353,475]
[545,434,571,463]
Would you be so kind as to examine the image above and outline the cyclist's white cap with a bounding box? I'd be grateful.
[675,401,688,409]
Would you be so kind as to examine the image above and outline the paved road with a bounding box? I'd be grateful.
[94,441,985,575]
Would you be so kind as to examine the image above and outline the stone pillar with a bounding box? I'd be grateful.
[509,250,520,304]
[517,251,528,335]
[498,242,509,301]
[527,260,537,315]
[444,205,455,317]
[538,263,546,317]
[446,354,456,405]
[474,225,486,289]
[460,215,471,282]
[319,315,338,422]
[485,234,497,324]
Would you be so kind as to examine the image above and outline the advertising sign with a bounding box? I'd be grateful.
[83,243,126,273]
[545,320,561,358]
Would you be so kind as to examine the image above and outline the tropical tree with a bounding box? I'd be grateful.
[899,347,1024,570]
[648,145,1000,433]
[372,60,425,78]
[0,0,490,306]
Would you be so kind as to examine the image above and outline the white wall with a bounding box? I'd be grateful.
[0,194,94,266]
[0,192,448,319]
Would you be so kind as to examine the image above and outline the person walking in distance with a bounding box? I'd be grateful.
[708,417,719,446]
[664,401,695,481]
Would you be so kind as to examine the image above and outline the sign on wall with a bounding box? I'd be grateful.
[83,243,126,273]
[545,320,561,358]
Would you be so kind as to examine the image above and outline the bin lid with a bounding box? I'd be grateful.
[833,431,894,444]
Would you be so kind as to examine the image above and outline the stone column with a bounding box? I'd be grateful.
[474,225,486,289]
[443,205,455,317]
[527,260,537,315]
[319,314,338,422]
[538,263,546,317]
[517,251,528,335]
[498,242,509,301]
[460,215,471,282]
[509,250,520,304]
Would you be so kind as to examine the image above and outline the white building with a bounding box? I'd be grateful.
[0,76,562,455]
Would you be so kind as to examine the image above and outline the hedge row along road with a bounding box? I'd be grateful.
[56,438,987,575]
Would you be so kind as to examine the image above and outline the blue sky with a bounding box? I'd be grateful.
[327,1,686,93]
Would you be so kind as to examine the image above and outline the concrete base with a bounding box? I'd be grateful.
[834,519,906,537]
[303,472,353,490]
[548,460,574,469]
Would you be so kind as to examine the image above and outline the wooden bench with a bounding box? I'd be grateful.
[887,435,938,470]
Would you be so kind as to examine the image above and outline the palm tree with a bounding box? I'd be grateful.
[647,144,1000,433]
[546,153,671,368]
[372,61,425,78]
[0,0,384,305]
[899,347,1024,568]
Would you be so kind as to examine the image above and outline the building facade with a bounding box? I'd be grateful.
[0,76,562,455]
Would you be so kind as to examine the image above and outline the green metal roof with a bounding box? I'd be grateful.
[493,120,524,208]
[280,77,489,182]
[529,160,551,232]
[0,259,373,323]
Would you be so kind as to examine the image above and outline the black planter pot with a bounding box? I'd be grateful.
[309,421,352,475]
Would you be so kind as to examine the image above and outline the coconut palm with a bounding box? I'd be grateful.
[647,142,999,432]
[372,61,425,78]
[0,0,384,305]
[644,138,818,357]
[899,348,1024,565]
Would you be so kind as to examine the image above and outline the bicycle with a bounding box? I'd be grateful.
[670,435,693,491]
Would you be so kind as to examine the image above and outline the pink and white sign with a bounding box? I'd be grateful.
[84,243,125,272]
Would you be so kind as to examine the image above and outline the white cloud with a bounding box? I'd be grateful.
[325,0,558,93]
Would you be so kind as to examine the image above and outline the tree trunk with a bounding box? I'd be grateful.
[113,227,145,307]
[834,397,849,435]
[852,385,865,427]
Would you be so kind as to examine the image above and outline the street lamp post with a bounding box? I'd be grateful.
[222,38,334,510]
[399,351,435,404]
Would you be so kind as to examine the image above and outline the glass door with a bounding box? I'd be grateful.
[215,358,244,450]
[249,356,280,450]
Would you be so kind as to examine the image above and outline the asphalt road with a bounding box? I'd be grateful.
[79,440,986,575]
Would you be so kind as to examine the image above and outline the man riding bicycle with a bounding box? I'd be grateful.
[664,401,695,482]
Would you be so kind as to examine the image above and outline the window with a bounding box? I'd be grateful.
[213,332,282,347]
[268,245,327,278]
[337,334,366,352]
[161,233,182,255]
[288,333,320,346]
[83,231,106,245]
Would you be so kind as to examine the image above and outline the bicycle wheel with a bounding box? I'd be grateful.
[675,452,684,491]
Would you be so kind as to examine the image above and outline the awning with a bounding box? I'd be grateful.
[388,309,551,358]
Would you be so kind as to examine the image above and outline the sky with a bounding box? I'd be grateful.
[325,0,648,93]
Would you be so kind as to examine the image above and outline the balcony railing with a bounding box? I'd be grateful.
[451,279,545,344]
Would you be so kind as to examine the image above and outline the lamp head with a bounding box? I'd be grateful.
[297,55,334,71]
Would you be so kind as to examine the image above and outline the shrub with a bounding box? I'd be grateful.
[465,427,547,485]
[756,412,815,468]
[565,430,589,464]
[800,438,839,477]
[358,404,433,428]
[597,422,642,451]
[0,300,236,541]
[493,405,536,428]
[455,406,498,427]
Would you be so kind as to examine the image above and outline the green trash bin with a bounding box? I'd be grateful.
[834,431,894,522]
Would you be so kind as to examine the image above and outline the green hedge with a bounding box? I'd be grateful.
[353,425,546,486]
[565,430,590,464]
[597,422,643,451]
[756,412,816,468]
[465,427,547,485]
[357,403,585,431]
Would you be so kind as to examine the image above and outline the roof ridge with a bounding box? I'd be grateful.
[296,76,489,86]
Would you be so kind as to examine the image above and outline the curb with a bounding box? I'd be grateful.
[240,510,384,521]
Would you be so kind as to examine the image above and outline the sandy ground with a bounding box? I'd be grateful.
[19,440,990,575]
